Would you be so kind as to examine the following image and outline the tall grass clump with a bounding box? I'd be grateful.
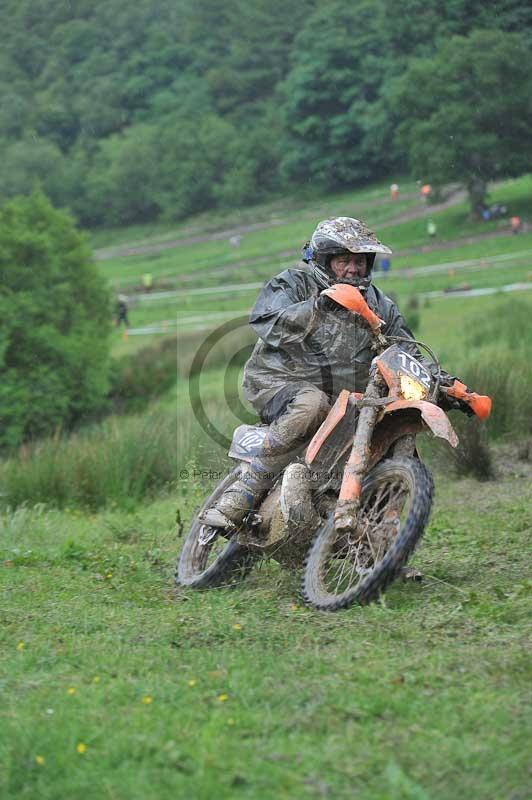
[0,409,217,512]
[431,299,531,478]
[1,411,178,510]
[459,300,532,439]
[441,416,496,480]
[0,382,244,511]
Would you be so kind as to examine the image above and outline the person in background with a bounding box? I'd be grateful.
[427,219,437,240]
[380,255,391,274]
[421,184,432,202]
[142,273,153,292]
[116,294,129,328]
[390,183,399,201]
[511,215,522,234]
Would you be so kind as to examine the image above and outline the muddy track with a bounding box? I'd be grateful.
[154,227,518,288]
[94,189,465,262]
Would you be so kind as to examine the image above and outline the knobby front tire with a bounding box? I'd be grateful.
[176,467,257,589]
[302,458,433,611]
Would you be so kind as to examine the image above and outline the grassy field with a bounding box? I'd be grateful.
[119,259,531,336]
[97,173,532,359]
[1,449,530,799]
[97,175,532,291]
[2,174,531,799]
[89,178,419,251]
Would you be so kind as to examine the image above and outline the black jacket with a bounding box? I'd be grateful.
[242,264,423,412]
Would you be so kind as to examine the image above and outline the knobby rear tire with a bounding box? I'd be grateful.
[302,458,433,611]
[176,467,257,589]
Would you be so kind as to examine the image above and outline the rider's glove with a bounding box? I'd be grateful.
[440,379,491,419]
[320,283,364,312]
[320,284,385,333]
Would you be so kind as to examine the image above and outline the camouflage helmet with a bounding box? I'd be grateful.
[306,217,392,289]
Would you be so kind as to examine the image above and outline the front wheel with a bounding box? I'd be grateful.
[302,458,433,611]
[176,467,257,589]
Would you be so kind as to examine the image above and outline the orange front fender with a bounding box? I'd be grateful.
[384,400,458,448]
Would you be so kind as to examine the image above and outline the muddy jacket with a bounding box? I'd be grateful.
[242,264,425,413]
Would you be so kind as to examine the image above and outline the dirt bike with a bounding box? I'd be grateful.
[176,289,492,611]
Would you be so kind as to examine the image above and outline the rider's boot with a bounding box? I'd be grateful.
[201,384,331,532]
[200,455,286,531]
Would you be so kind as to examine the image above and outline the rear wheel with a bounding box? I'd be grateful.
[302,458,433,611]
[176,468,257,589]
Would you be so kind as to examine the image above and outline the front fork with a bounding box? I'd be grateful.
[334,374,384,531]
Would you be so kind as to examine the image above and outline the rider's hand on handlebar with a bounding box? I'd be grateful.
[320,283,364,312]
[440,379,492,420]
[320,284,385,331]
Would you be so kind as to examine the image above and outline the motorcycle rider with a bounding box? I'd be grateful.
[202,217,437,532]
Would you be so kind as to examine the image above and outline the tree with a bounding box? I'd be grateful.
[394,29,532,215]
[279,0,392,189]
[0,192,111,448]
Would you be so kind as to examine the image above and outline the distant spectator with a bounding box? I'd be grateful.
[421,184,432,201]
[427,219,437,239]
[116,294,129,328]
[142,273,153,292]
[380,256,391,274]
[390,183,399,201]
[511,215,522,234]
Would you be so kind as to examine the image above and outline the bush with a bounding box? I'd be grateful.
[439,415,496,481]
[0,192,111,449]
[109,337,178,413]
[458,300,532,439]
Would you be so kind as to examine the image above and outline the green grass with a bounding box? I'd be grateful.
[4,293,530,513]
[1,454,530,799]
[98,193,421,286]
[116,259,531,341]
[97,175,531,293]
[97,171,532,357]
[3,174,532,799]
[89,178,418,250]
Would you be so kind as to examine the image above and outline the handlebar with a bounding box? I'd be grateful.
[442,380,492,420]
[321,285,492,420]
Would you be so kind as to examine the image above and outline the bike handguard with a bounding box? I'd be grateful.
[321,284,385,333]
[442,380,492,420]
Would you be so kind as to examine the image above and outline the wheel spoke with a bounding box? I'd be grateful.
[320,473,411,597]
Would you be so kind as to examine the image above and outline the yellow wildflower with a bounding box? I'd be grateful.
[187,679,197,688]
[16,641,25,651]
[92,676,100,684]
[217,693,229,703]
[35,755,45,766]
[76,743,87,755]
[142,695,153,705]
[106,572,113,579]
[67,687,76,696]
[232,623,242,631]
